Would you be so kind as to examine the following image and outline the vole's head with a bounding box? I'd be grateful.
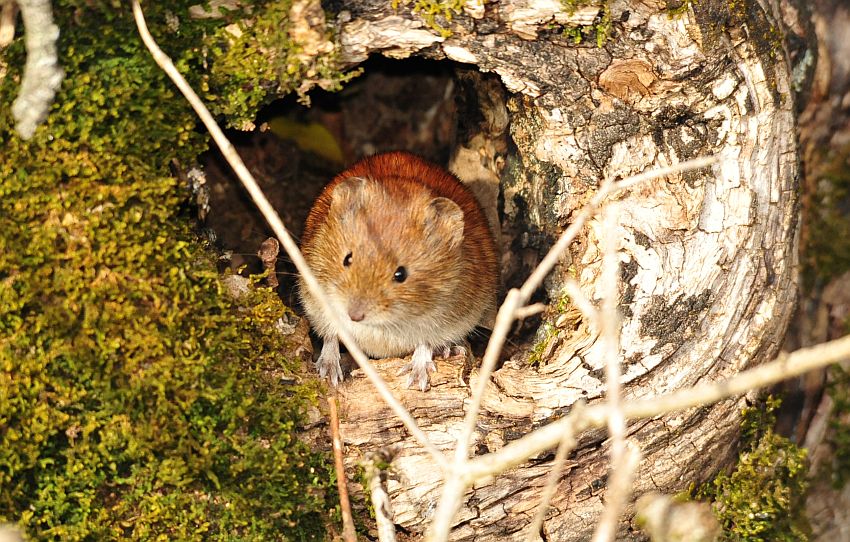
[307,175,465,327]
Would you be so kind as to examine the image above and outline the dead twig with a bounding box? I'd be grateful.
[514,302,547,320]
[328,392,357,542]
[524,403,582,542]
[429,156,718,541]
[590,441,641,542]
[131,0,448,471]
[460,334,850,482]
[363,446,403,542]
[636,492,720,542]
[0,1,18,47]
[11,0,64,139]
[590,202,628,542]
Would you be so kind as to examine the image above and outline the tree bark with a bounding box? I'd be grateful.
[322,0,812,539]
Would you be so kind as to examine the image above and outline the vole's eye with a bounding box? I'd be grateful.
[393,266,407,283]
[343,252,352,267]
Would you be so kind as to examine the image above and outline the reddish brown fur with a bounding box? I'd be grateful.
[301,151,498,303]
[298,151,499,387]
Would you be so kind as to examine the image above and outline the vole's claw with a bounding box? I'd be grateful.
[402,364,434,391]
[317,358,343,386]
[316,336,343,386]
[400,344,436,391]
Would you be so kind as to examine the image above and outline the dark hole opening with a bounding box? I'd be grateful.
[199,55,542,363]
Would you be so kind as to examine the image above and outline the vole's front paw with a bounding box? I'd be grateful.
[316,336,343,386]
[317,356,343,387]
[398,344,436,391]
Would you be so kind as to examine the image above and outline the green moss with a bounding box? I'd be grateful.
[722,0,783,60]
[391,0,466,38]
[202,1,360,127]
[527,322,557,366]
[696,398,810,541]
[665,0,694,17]
[0,2,338,539]
[352,464,378,526]
[554,1,611,46]
[802,145,850,290]
[824,365,850,489]
[554,292,571,314]
[560,0,599,10]
[528,277,581,366]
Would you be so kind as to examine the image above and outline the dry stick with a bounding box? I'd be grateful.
[11,0,64,139]
[428,288,523,542]
[0,1,18,47]
[461,334,850,482]
[560,276,600,326]
[592,441,641,542]
[0,524,24,542]
[328,393,357,542]
[524,402,583,542]
[130,0,448,471]
[526,203,625,542]
[364,447,402,542]
[514,302,547,320]
[429,156,719,541]
[454,155,717,468]
[518,156,718,306]
[590,202,627,542]
[369,473,398,542]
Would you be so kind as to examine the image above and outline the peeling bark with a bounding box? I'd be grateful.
[314,0,812,539]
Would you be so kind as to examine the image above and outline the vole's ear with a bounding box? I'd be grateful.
[425,197,464,249]
[331,176,369,207]
[330,176,371,223]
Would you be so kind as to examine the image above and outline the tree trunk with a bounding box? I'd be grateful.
[323,0,812,539]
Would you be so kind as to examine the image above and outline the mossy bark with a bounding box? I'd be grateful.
[0,1,353,539]
[0,0,825,540]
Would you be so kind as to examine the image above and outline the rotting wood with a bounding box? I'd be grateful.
[305,0,814,539]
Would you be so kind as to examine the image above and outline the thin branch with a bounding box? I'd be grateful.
[364,446,403,542]
[430,156,719,540]
[429,288,522,540]
[514,302,547,320]
[0,524,24,542]
[455,155,717,467]
[463,334,850,481]
[131,0,448,471]
[591,202,627,542]
[0,1,18,47]
[524,403,583,542]
[636,492,720,542]
[12,0,64,139]
[560,276,599,326]
[590,441,641,542]
[428,474,469,542]
[328,393,357,542]
[518,156,718,303]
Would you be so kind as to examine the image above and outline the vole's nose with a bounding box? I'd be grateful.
[348,300,366,322]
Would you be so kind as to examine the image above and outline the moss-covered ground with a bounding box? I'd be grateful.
[697,398,810,541]
[0,1,354,539]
